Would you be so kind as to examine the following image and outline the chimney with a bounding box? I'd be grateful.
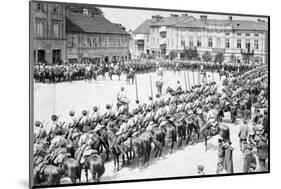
[152,15,163,22]
[200,15,207,20]
[181,13,188,17]
[228,16,232,21]
[170,14,179,17]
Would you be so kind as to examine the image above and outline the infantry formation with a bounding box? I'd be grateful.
[33,61,268,186]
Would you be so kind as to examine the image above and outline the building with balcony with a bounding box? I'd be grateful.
[134,14,268,64]
[30,1,67,64]
[132,17,157,58]
[66,11,131,63]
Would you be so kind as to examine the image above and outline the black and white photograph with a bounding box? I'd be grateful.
[29,0,269,188]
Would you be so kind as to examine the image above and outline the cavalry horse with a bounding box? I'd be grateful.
[108,67,122,81]
[126,70,135,85]
[194,110,224,151]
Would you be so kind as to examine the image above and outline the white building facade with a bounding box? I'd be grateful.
[134,14,268,64]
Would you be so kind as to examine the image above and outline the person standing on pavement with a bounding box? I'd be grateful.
[238,119,249,151]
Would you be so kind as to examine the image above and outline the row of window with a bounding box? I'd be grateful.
[151,36,260,50]
[226,32,260,37]
[36,3,60,14]
[67,36,129,48]
[35,19,60,38]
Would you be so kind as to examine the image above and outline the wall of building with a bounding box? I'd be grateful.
[66,33,130,62]
[31,2,66,64]
[137,20,267,64]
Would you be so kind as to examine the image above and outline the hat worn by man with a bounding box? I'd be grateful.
[69,111,75,116]
[197,165,204,171]
[51,115,58,121]
[106,104,111,109]
[82,110,87,116]
[35,121,41,127]
[93,106,98,112]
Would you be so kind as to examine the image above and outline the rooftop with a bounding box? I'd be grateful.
[66,12,130,35]
[176,18,268,31]
[133,19,153,34]
[151,15,196,26]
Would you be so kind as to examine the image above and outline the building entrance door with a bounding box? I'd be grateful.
[246,41,251,52]
[52,49,61,64]
[37,50,45,63]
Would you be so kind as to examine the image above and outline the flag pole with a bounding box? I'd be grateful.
[135,75,139,101]
[187,70,191,90]
[184,72,187,91]
[149,75,153,101]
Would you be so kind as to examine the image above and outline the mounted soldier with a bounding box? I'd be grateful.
[34,121,47,143]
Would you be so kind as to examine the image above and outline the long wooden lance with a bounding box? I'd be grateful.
[211,64,215,82]
[198,70,201,85]
[149,75,153,101]
[187,70,191,90]
[192,68,195,86]
[184,72,187,91]
[135,75,139,101]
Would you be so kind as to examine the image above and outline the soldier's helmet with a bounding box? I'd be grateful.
[121,87,124,91]
[35,121,41,127]
[69,111,75,116]
[148,96,153,100]
[51,114,57,121]
[82,110,87,115]
[156,94,160,98]
[106,104,111,109]
[93,106,98,112]
[197,165,204,171]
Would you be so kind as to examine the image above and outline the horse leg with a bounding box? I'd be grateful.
[92,170,97,182]
[85,167,89,183]
[116,155,120,171]
[126,151,130,165]
[204,135,208,151]
[113,155,117,172]
[170,140,174,153]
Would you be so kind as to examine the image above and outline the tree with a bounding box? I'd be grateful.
[214,52,225,64]
[202,51,213,62]
[230,54,236,63]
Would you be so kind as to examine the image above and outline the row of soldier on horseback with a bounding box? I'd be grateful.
[33,64,268,185]
[34,60,254,83]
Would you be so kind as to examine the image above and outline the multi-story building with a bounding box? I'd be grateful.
[132,15,163,58]
[30,1,67,64]
[66,11,131,63]
[134,14,268,64]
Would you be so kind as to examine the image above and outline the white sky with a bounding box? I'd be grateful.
[100,7,268,31]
